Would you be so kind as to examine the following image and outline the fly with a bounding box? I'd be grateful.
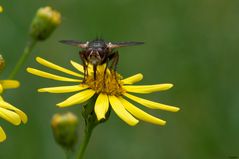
[59,39,144,80]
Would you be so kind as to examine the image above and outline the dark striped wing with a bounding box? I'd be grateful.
[59,40,88,48]
[110,41,144,48]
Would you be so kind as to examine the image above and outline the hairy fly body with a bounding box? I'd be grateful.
[60,39,144,80]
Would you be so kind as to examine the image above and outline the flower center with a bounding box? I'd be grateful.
[84,66,125,96]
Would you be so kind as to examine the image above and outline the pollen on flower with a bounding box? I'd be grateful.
[85,66,126,96]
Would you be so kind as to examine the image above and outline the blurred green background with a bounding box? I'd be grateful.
[0,0,238,159]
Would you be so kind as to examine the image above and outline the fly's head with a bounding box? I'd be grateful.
[84,39,108,65]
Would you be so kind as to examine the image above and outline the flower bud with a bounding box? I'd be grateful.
[0,54,5,72]
[51,112,78,150]
[30,6,61,41]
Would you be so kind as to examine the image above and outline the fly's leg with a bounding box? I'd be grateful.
[103,58,109,88]
[80,51,88,83]
[109,51,119,84]
[104,57,109,76]
[93,64,98,86]
[109,51,119,76]
[93,64,97,80]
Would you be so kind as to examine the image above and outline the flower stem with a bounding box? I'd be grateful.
[65,150,74,159]
[9,39,37,79]
[77,120,94,159]
[76,95,99,159]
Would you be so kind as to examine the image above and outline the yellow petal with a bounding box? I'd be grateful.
[70,61,93,74]
[0,84,3,94]
[57,89,95,107]
[0,127,6,142]
[118,97,166,125]
[109,95,139,126]
[122,73,143,84]
[94,93,109,120]
[0,96,4,101]
[36,57,83,78]
[123,84,173,94]
[27,68,82,82]
[0,80,20,89]
[124,93,180,112]
[0,107,21,125]
[70,61,84,73]
[0,97,27,123]
[96,64,108,72]
[38,84,88,93]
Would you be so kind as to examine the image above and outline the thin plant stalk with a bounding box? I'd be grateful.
[76,96,98,159]
[9,39,37,79]
[77,120,94,159]
[65,150,74,159]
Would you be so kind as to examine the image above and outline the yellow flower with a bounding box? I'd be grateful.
[27,57,180,126]
[0,6,3,13]
[0,80,28,142]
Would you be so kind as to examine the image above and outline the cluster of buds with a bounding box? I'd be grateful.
[30,6,61,41]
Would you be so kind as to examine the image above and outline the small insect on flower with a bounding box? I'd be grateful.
[59,39,144,80]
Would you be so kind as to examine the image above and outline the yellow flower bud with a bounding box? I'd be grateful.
[0,54,5,72]
[51,112,78,150]
[30,6,61,41]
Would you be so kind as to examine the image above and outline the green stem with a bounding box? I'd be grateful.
[76,95,102,159]
[77,124,94,159]
[65,150,74,159]
[8,39,37,79]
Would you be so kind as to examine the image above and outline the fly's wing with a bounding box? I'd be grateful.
[59,40,88,48]
[107,41,144,48]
